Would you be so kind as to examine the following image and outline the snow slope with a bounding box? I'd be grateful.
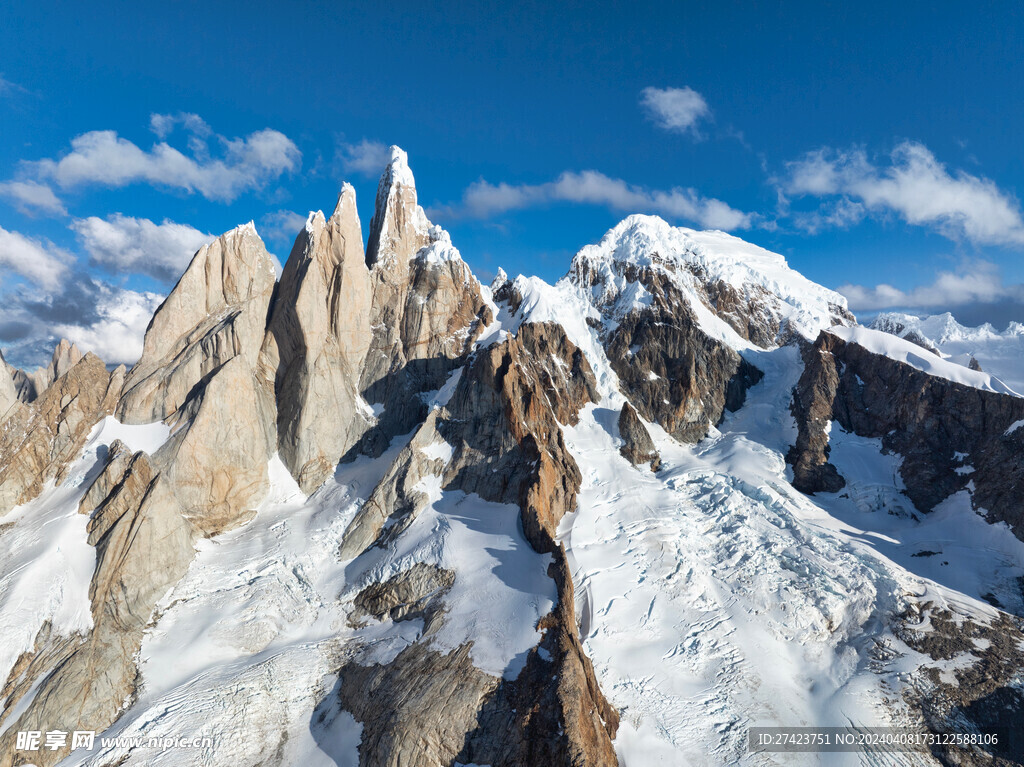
[828,325,1021,396]
[868,312,1024,393]
[515,276,1024,766]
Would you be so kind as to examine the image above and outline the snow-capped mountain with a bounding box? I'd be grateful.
[1,149,1022,767]
[869,311,1024,394]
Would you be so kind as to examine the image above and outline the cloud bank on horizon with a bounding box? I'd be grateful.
[1,78,1023,369]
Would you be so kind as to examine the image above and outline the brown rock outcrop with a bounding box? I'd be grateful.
[333,321,618,765]
[117,223,276,424]
[605,300,762,444]
[442,321,600,552]
[0,353,121,512]
[0,444,194,767]
[788,330,1024,538]
[617,402,660,470]
[264,187,375,492]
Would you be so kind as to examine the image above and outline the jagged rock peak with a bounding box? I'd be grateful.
[567,213,855,347]
[489,267,508,293]
[0,349,17,419]
[117,221,276,423]
[45,338,83,384]
[264,181,374,493]
[137,222,275,360]
[366,145,432,269]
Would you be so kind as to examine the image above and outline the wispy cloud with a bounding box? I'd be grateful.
[12,116,301,203]
[259,209,308,245]
[0,74,28,97]
[436,169,751,231]
[0,225,71,291]
[640,86,711,137]
[71,214,214,283]
[337,139,392,177]
[839,261,1024,311]
[0,180,66,216]
[783,142,1024,246]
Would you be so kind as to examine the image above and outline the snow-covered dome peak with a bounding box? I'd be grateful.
[564,215,854,349]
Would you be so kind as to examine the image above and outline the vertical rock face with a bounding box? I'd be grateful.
[357,148,493,451]
[117,223,276,424]
[0,353,122,512]
[443,322,600,551]
[41,339,84,389]
[0,351,18,422]
[361,146,433,396]
[604,299,762,443]
[788,330,1024,538]
[154,355,272,536]
[264,186,375,493]
[617,402,660,471]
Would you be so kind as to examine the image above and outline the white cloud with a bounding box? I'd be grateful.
[442,170,752,230]
[0,180,66,215]
[149,112,211,140]
[0,225,70,291]
[792,197,865,234]
[337,139,392,177]
[51,284,164,366]
[259,209,307,244]
[0,74,26,97]
[640,86,711,137]
[72,214,213,282]
[785,142,1024,246]
[839,261,1024,311]
[22,118,300,203]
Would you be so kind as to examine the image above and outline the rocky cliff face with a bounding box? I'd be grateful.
[117,222,276,424]
[0,352,122,511]
[789,329,1024,538]
[357,148,493,456]
[263,185,374,493]
[0,351,18,422]
[335,320,618,767]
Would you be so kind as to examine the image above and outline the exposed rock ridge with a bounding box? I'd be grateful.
[0,353,122,512]
[617,402,660,471]
[336,321,618,766]
[601,280,763,443]
[117,222,276,424]
[0,442,194,767]
[788,330,1024,539]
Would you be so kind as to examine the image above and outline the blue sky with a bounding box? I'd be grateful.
[2,0,1023,367]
